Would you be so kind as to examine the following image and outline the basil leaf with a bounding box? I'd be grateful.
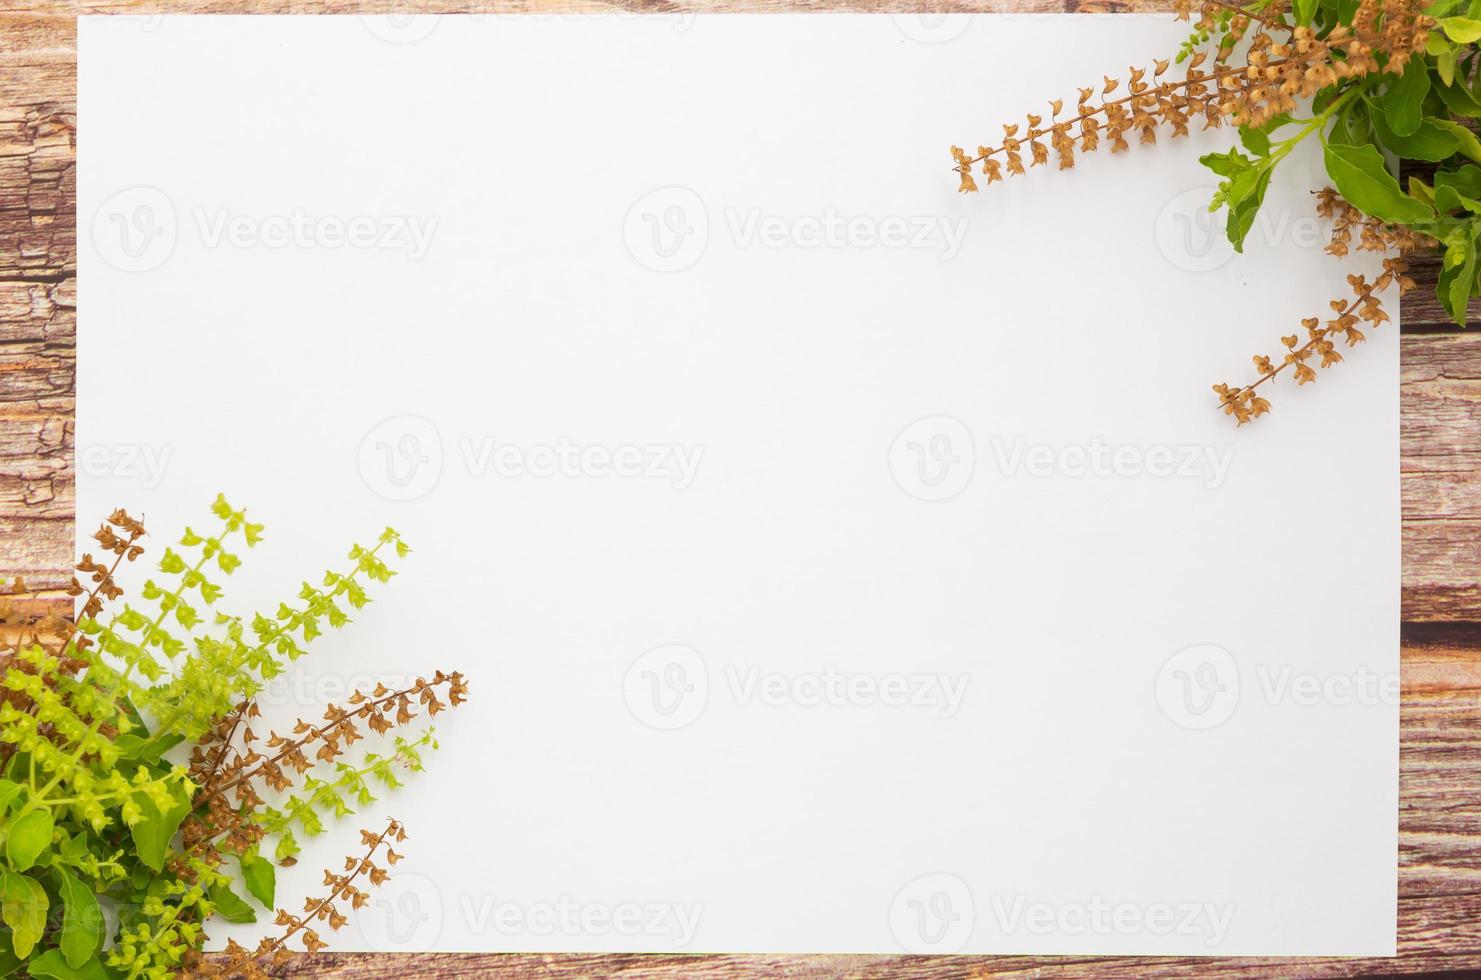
[0,869,47,959]
[1239,125,1271,156]
[1437,80,1481,118]
[0,929,19,978]
[240,852,276,909]
[1199,147,1255,177]
[208,883,257,924]
[1227,168,1273,252]
[0,782,23,817]
[1384,59,1431,137]
[1372,111,1462,161]
[1432,119,1481,163]
[1438,232,1477,325]
[4,809,52,872]
[22,949,116,980]
[1329,101,1374,147]
[53,867,104,968]
[1439,16,1481,42]
[1439,47,1458,87]
[1323,142,1434,224]
[128,783,192,873]
[1435,184,1481,214]
[1438,164,1481,198]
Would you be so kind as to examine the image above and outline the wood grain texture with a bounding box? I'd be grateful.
[0,3,1476,978]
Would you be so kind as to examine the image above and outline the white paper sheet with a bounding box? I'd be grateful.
[78,13,1399,956]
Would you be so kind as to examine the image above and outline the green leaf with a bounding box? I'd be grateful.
[24,949,116,980]
[115,733,185,764]
[239,853,276,909]
[1372,112,1462,161]
[1323,141,1435,224]
[0,869,47,959]
[2,755,28,783]
[1433,119,1481,164]
[4,808,52,872]
[1410,176,1437,207]
[0,782,22,817]
[53,867,103,968]
[0,929,19,978]
[1438,231,1478,324]
[1385,59,1431,137]
[1437,81,1481,118]
[275,829,300,864]
[208,883,257,924]
[1239,125,1271,156]
[1329,109,1371,149]
[1227,168,1273,252]
[1435,183,1481,214]
[1294,0,1318,24]
[1199,147,1255,178]
[1438,165,1481,197]
[128,783,192,873]
[1439,47,1458,87]
[1439,16,1481,42]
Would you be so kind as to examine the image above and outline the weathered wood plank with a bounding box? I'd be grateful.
[1402,333,1481,623]
[267,946,1481,980]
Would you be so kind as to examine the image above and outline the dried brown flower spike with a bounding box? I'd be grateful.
[190,818,409,978]
[1213,188,1426,423]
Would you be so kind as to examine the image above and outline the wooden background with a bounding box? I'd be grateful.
[1,1,1477,977]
